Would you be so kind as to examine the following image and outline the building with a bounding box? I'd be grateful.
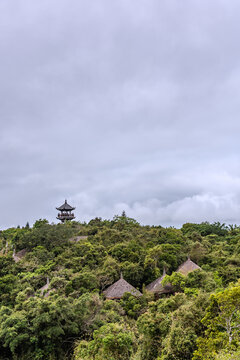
[39,277,56,297]
[56,200,75,222]
[103,274,142,300]
[12,248,27,263]
[40,277,50,297]
[146,257,201,296]
[145,268,173,295]
[176,256,201,275]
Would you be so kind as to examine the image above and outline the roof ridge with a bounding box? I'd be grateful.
[177,257,199,268]
[103,277,142,299]
[176,257,201,276]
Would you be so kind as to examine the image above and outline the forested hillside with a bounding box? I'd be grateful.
[0,215,240,360]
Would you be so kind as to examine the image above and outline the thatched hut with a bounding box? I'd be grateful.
[145,268,173,295]
[103,274,142,300]
[146,257,201,296]
[13,248,27,263]
[39,277,51,297]
[176,256,201,276]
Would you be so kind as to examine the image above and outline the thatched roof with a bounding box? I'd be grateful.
[69,236,88,243]
[39,277,52,297]
[146,257,201,295]
[103,274,142,299]
[13,249,27,263]
[177,257,201,276]
[146,269,173,294]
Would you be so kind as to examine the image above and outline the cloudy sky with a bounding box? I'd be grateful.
[1,0,240,228]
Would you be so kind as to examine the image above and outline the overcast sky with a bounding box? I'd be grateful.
[1,0,240,228]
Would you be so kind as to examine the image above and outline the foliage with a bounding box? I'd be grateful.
[74,323,136,360]
[120,292,147,319]
[193,283,240,359]
[0,219,239,359]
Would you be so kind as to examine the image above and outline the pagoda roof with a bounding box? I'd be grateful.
[56,200,75,211]
[103,274,142,299]
[176,257,201,276]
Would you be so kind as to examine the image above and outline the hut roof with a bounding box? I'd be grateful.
[39,277,51,297]
[56,200,75,211]
[103,275,142,299]
[177,257,201,276]
[13,248,27,263]
[69,236,88,243]
[16,249,27,258]
[146,257,201,295]
[145,269,173,294]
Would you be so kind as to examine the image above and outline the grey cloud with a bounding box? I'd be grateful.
[1,0,240,228]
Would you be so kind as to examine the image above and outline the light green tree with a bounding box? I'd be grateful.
[193,284,240,360]
[74,323,136,360]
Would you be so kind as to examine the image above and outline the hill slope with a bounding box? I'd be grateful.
[0,217,240,359]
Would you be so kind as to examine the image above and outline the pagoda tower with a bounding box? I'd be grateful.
[56,200,75,222]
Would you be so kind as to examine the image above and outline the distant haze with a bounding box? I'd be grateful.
[1,0,240,228]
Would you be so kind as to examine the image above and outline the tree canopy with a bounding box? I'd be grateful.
[0,218,239,359]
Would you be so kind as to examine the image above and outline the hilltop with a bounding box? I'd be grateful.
[0,216,240,360]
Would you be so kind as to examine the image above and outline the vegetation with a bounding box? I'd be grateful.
[0,217,240,359]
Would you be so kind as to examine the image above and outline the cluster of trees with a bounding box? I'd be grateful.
[0,216,240,359]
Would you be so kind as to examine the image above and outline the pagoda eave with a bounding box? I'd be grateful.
[56,207,75,211]
[56,216,75,220]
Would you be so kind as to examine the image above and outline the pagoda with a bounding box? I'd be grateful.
[56,200,75,222]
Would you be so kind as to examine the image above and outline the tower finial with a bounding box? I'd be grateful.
[163,266,166,276]
[120,272,123,279]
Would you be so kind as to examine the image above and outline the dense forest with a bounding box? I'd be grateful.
[0,215,240,360]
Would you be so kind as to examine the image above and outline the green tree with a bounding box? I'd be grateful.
[120,292,147,319]
[162,272,186,293]
[33,219,49,228]
[74,323,136,360]
[193,284,240,360]
[0,293,103,359]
